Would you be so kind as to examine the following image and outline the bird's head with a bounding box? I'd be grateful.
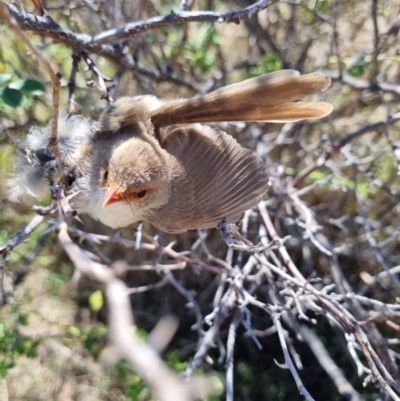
[101,135,171,211]
[71,133,172,228]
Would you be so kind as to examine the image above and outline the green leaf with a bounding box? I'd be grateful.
[19,313,28,326]
[0,87,25,107]
[357,181,369,199]
[249,53,283,77]
[0,73,12,87]
[88,290,104,312]
[8,79,46,95]
[348,64,368,78]
[68,326,81,337]
[285,167,297,176]
[0,230,8,243]
[310,170,329,180]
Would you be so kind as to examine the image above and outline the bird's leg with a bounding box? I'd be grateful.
[216,217,284,254]
[216,218,239,247]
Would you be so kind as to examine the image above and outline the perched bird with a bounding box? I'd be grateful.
[8,70,333,233]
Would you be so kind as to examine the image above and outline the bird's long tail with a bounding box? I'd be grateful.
[150,70,333,127]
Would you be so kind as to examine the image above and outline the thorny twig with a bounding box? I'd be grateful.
[2,1,400,399]
[291,112,400,188]
[82,51,114,102]
[67,53,80,115]
[90,0,279,45]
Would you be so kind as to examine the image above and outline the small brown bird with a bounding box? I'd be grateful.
[8,70,332,233]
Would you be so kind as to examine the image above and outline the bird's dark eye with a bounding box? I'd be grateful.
[103,170,108,181]
[137,189,147,198]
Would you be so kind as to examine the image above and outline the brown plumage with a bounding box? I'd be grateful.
[10,70,333,233]
[86,69,332,233]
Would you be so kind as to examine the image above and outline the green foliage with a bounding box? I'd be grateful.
[82,325,108,360]
[7,226,46,266]
[0,73,46,109]
[285,167,369,199]
[347,56,369,77]
[0,319,39,378]
[66,323,151,364]
[348,63,369,78]
[1,1,399,400]
[89,289,104,312]
[332,175,369,198]
[285,166,297,176]
[249,54,283,77]
[7,231,56,279]
[186,23,221,74]
[156,22,221,76]
[235,360,305,400]
[202,376,224,401]
[45,269,70,289]
[9,79,46,96]
[373,152,398,183]
[302,0,331,22]
[165,350,187,373]
[0,73,12,86]
[0,230,8,243]
[313,0,330,12]
[309,170,330,180]
[1,87,24,108]
[67,324,108,360]
[133,325,149,342]
[116,360,152,401]
[116,347,220,401]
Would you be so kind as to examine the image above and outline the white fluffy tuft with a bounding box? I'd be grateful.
[7,160,49,204]
[7,114,93,204]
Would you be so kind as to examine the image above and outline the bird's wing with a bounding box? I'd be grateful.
[160,124,269,230]
[151,70,333,127]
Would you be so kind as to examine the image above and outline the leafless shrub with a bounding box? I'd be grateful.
[0,1,399,400]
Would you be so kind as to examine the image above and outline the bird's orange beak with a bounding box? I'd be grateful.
[103,188,123,207]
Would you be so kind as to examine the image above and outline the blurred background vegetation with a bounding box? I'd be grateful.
[1,0,400,400]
